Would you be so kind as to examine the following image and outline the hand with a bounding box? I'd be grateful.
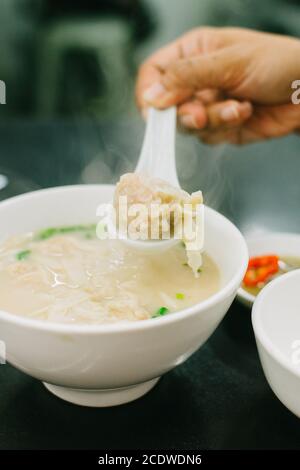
[136,27,300,144]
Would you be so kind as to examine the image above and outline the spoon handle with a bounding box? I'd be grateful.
[135,107,179,187]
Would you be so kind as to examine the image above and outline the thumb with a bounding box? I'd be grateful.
[143,49,237,108]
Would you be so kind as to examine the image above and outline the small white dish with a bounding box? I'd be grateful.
[0,185,248,407]
[237,232,300,307]
[252,269,300,418]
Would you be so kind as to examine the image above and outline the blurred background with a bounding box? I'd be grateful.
[0,0,299,234]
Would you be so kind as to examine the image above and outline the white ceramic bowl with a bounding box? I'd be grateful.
[0,185,248,407]
[252,269,300,417]
[238,232,300,307]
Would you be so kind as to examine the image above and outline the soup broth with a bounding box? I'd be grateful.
[0,225,220,324]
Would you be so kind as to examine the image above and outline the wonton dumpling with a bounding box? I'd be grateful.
[114,173,204,276]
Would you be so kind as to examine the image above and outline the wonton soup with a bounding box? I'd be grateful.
[0,225,220,324]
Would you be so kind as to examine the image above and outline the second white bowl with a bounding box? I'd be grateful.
[252,269,300,417]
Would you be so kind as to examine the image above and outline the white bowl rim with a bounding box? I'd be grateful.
[0,184,248,335]
[252,268,300,378]
[237,232,300,307]
[237,286,256,305]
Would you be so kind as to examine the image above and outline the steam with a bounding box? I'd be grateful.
[80,119,230,212]
[176,133,228,210]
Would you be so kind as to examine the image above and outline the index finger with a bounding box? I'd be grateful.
[136,29,205,110]
[136,40,184,110]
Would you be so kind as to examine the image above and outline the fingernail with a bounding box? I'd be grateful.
[220,105,239,122]
[240,102,252,116]
[143,82,167,103]
[180,115,198,129]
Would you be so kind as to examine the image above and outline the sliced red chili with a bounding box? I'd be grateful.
[248,255,278,269]
[243,254,279,287]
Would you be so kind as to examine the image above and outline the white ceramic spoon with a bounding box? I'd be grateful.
[136,106,179,186]
[107,106,181,252]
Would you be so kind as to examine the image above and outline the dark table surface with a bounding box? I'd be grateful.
[0,118,299,450]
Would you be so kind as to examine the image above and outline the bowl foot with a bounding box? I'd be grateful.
[43,377,160,407]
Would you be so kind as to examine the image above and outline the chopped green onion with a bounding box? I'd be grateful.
[37,227,57,240]
[152,306,169,318]
[197,268,202,273]
[176,292,185,300]
[16,249,31,261]
[182,262,188,267]
[36,224,97,240]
